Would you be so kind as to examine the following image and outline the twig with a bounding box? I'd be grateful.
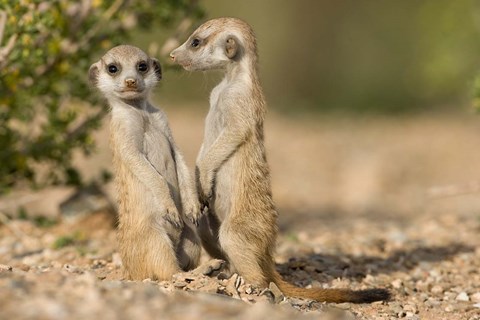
[0,10,6,45]
[0,10,18,69]
[427,181,480,199]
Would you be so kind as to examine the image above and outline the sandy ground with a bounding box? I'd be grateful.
[1,108,480,319]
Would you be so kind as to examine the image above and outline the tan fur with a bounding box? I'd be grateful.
[170,18,390,303]
[90,45,201,280]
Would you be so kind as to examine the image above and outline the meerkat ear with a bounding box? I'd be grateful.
[225,37,238,59]
[151,58,162,80]
[88,63,99,86]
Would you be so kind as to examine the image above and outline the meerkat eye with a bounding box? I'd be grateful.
[107,64,118,74]
[191,38,201,48]
[138,62,148,72]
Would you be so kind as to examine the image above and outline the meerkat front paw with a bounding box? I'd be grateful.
[195,166,214,209]
[160,201,184,229]
[183,198,202,226]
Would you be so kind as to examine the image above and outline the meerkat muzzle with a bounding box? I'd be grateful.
[125,78,137,88]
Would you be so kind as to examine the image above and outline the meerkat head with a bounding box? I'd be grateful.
[89,45,162,102]
[169,17,257,71]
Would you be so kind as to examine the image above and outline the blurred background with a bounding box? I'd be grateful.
[1,0,480,222]
[158,0,480,114]
[2,4,480,318]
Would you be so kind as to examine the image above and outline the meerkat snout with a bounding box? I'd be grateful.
[125,78,137,88]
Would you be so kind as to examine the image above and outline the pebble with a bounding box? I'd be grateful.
[403,304,418,314]
[456,292,469,302]
[391,279,403,289]
[63,264,82,274]
[111,253,122,267]
[425,298,440,308]
[1,167,479,320]
[430,285,443,294]
[471,292,480,303]
[0,264,13,272]
[268,282,285,304]
[173,281,187,288]
[16,264,30,272]
[389,303,403,315]
[445,305,455,312]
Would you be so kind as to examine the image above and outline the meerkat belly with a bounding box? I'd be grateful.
[214,151,240,221]
[143,129,181,207]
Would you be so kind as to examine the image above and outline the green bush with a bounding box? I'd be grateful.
[0,0,203,193]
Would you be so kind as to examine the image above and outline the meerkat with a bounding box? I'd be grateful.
[170,18,391,303]
[89,45,201,280]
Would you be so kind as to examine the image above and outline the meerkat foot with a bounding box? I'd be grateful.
[193,259,226,276]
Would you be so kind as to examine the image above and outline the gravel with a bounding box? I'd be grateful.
[1,112,480,319]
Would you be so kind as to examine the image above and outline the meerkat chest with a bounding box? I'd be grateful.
[142,113,177,176]
[205,81,231,139]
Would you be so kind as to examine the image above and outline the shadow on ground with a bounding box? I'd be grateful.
[277,243,474,282]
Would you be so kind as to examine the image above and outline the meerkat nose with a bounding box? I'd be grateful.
[169,52,176,61]
[125,78,137,87]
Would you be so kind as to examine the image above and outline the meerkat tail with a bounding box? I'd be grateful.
[272,271,391,303]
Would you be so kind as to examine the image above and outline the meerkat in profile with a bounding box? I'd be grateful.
[89,45,201,280]
[170,18,391,303]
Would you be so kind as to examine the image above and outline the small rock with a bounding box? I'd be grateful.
[391,279,403,289]
[259,288,275,304]
[14,264,30,272]
[111,252,122,267]
[397,311,407,318]
[471,292,480,303]
[63,264,82,274]
[268,282,285,304]
[404,304,418,314]
[473,303,480,309]
[234,275,244,289]
[389,302,403,315]
[456,292,469,302]
[335,303,352,310]
[425,298,440,308]
[245,285,253,295]
[173,281,187,288]
[431,285,443,294]
[0,264,13,272]
[445,305,455,312]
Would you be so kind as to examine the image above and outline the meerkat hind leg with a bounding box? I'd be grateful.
[198,210,229,261]
[176,224,201,271]
[219,227,270,287]
[123,228,182,281]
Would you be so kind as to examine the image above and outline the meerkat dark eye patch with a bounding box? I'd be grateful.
[138,61,148,72]
[191,38,201,48]
[107,63,119,75]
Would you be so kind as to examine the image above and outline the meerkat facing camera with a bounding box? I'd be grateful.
[170,18,391,303]
[89,45,201,280]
